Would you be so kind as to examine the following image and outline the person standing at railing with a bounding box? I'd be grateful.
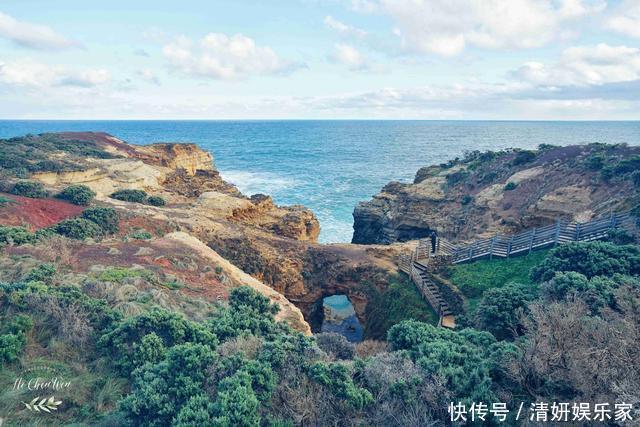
[430,230,438,254]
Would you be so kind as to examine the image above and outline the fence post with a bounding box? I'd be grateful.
[610,212,617,228]
[468,245,473,261]
[507,235,513,257]
[575,223,581,241]
[554,220,561,246]
[528,228,537,254]
[489,236,496,260]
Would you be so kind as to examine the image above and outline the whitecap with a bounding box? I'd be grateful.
[220,170,297,195]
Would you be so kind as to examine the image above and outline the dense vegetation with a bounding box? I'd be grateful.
[0,133,116,178]
[0,207,119,246]
[10,181,48,198]
[1,236,638,425]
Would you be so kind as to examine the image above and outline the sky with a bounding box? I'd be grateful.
[0,0,640,120]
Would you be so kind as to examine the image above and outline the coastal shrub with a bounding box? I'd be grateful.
[128,230,152,240]
[10,181,48,198]
[57,184,96,205]
[24,263,56,283]
[119,343,218,426]
[613,155,640,175]
[445,170,470,186]
[309,362,373,409]
[0,195,14,204]
[606,228,636,245]
[504,181,517,191]
[631,170,640,188]
[52,218,103,240]
[585,153,605,171]
[98,308,218,373]
[387,320,515,402]
[537,144,556,151]
[315,333,355,360]
[461,195,473,205]
[0,226,36,246]
[475,282,537,340]
[0,314,33,363]
[146,195,166,206]
[530,241,640,282]
[512,150,536,166]
[110,189,147,203]
[82,206,119,234]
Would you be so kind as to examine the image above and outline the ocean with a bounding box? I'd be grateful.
[1,120,639,243]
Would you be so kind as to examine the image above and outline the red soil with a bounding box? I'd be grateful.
[0,193,84,230]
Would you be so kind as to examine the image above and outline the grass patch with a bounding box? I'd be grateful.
[98,267,154,283]
[363,275,438,340]
[446,249,549,311]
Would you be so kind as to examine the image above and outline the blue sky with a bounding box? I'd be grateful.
[0,0,639,119]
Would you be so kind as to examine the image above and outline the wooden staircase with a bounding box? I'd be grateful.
[399,255,455,328]
[398,210,635,329]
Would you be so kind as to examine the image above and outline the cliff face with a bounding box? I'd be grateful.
[1,132,399,335]
[353,144,640,244]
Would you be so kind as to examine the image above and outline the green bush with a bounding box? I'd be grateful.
[119,343,218,427]
[530,241,640,282]
[461,195,473,205]
[475,283,536,340]
[504,182,518,191]
[82,207,119,234]
[0,315,33,364]
[110,189,147,203]
[57,184,96,205]
[52,218,103,240]
[128,230,153,240]
[98,308,218,373]
[387,321,515,402]
[10,181,48,198]
[0,226,37,246]
[24,263,56,283]
[146,195,166,207]
[445,170,470,186]
[585,154,605,171]
[512,150,536,166]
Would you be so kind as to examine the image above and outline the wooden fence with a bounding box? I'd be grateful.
[398,210,634,328]
[428,211,633,264]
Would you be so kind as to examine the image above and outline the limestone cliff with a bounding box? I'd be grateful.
[1,132,399,335]
[353,144,640,244]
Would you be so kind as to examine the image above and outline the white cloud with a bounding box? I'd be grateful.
[163,33,301,80]
[330,43,369,69]
[324,15,367,38]
[513,43,640,86]
[0,11,80,50]
[139,69,160,85]
[605,0,640,38]
[0,58,110,88]
[371,0,604,56]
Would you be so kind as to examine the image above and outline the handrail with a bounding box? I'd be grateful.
[416,211,633,264]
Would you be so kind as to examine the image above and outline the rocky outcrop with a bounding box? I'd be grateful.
[132,143,214,175]
[4,132,401,335]
[353,144,640,244]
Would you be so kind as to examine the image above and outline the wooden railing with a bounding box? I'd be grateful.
[426,211,633,264]
[398,211,634,328]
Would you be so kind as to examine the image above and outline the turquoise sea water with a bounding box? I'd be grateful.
[1,120,638,243]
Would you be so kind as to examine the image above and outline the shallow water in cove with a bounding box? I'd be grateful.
[1,120,639,243]
[321,295,363,343]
